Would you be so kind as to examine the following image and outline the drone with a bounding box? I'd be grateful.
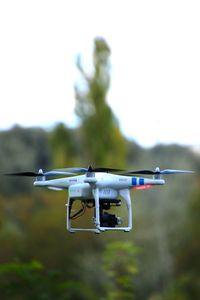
[5,166,194,234]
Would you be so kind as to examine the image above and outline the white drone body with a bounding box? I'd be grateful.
[6,166,193,234]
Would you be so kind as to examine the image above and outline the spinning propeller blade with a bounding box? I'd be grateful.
[54,166,124,173]
[54,167,88,173]
[4,167,193,177]
[4,166,124,178]
[159,169,195,175]
[124,170,156,175]
[4,172,39,177]
[123,168,194,175]
[4,170,74,177]
[90,167,124,172]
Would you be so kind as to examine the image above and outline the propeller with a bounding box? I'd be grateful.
[54,165,125,174]
[4,170,74,177]
[4,171,41,177]
[4,167,194,177]
[123,168,194,176]
[3,166,124,178]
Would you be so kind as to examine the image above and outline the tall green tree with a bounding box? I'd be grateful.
[75,37,126,167]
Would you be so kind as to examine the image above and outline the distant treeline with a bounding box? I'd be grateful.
[0,124,198,196]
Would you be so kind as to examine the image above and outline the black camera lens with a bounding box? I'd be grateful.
[100,212,118,227]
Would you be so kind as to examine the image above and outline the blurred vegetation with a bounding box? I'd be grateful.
[75,37,127,167]
[0,37,199,299]
[103,241,139,300]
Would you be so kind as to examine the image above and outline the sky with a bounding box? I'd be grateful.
[0,0,200,148]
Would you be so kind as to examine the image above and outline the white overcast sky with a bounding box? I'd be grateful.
[0,0,200,148]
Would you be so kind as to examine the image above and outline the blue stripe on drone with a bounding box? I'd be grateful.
[132,177,137,185]
[139,178,144,185]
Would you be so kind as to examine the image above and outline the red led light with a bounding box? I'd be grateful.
[132,184,153,190]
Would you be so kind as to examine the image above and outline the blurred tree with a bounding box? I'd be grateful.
[75,37,127,167]
[102,241,138,300]
[50,123,77,167]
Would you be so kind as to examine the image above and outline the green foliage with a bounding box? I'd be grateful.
[102,241,139,300]
[0,260,96,300]
[75,37,127,167]
[164,187,200,300]
[49,123,78,167]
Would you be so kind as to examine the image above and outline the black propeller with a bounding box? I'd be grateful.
[3,167,194,178]
[88,166,125,173]
[4,171,40,177]
[3,166,125,178]
[4,170,74,177]
[123,170,156,175]
[54,165,125,173]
